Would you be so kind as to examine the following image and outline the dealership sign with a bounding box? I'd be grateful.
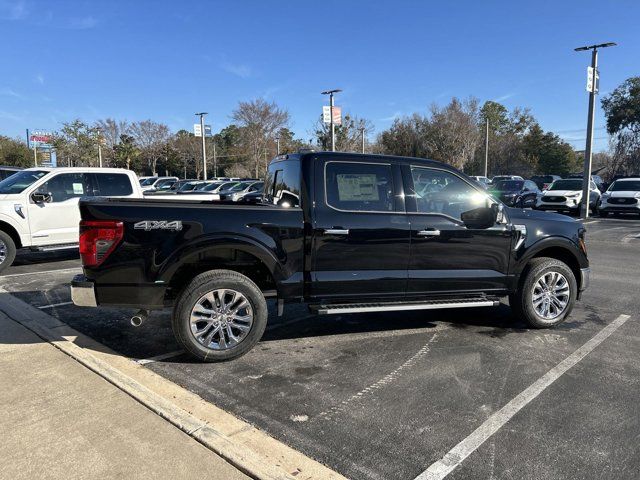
[322,106,342,125]
[29,130,53,148]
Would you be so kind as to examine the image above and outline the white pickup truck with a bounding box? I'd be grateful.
[0,167,142,272]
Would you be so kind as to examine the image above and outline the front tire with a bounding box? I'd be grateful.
[172,269,268,362]
[510,257,577,328]
[0,231,17,274]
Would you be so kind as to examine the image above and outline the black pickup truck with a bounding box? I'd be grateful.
[71,152,590,361]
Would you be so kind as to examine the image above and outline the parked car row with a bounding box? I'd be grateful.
[474,173,640,217]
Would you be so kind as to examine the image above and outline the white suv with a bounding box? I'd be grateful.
[0,167,142,272]
[598,178,640,217]
[535,178,600,215]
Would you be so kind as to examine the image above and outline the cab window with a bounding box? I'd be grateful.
[36,173,92,202]
[410,167,487,221]
[325,162,393,212]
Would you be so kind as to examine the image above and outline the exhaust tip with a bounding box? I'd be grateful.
[130,310,149,327]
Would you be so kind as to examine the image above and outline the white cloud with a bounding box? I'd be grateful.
[0,87,23,99]
[221,62,252,79]
[69,15,97,29]
[379,111,402,122]
[35,73,44,85]
[494,92,516,102]
[0,0,29,20]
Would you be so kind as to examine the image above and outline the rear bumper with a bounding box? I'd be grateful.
[70,274,97,307]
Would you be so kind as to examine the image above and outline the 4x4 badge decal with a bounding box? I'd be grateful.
[134,220,183,232]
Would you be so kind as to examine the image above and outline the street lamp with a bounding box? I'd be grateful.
[275,134,281,155]
[574,42,617,219]
[321,89,342,152]
[195,112,208,180]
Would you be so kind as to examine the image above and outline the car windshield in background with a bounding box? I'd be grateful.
[202,182,227,192]
[0,170,48,194]
[229,182,251,192]
[549,180,582,191]
[609,180,640,191]
[493,180,523,191]
[140,178,157,186]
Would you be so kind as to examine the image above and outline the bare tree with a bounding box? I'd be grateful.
[94,118,131,150]
[129,120,170,175]
[232,99,289,178]
[425,97,481,170]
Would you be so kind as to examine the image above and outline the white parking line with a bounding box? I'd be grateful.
[414,313,631,480]
[0,267,81,279]
[582,220,601,225]
[38,301,74,310]
[134,350,185,365]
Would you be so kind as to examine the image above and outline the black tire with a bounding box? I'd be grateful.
[510,257,577,329]
[0,230,17,274]
[172,269,268,362]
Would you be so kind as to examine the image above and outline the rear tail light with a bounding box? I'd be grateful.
[79,220,123,267]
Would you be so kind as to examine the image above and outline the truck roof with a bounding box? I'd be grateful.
[23,166,136,174]
[276,151,454,171]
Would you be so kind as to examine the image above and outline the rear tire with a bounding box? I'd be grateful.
[0,231,17,274]
[172,269,268,362]
[510,257,577,328]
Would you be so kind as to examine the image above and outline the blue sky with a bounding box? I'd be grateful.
[1,0,639,152]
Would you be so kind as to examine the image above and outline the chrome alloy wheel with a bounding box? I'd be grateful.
[0,239,6,265]
[189,289,253,350]
[531,271,570,320]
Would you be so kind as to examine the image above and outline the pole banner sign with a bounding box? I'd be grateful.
[193,124,212,137]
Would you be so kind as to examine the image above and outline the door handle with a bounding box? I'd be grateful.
[324,228,349,235]
[417,228,440,237]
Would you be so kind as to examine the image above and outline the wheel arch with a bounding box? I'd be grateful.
[0,220,22,249]
[515,237,586,290]
[161,236,282,302]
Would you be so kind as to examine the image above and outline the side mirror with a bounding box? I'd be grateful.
[461,205,498,229]
[31,192,52,204]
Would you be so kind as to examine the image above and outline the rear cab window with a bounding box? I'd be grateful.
[325,162,394,212]
[265,159,301,207]
[92,173,134,196]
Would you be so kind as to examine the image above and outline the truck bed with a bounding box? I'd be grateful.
[78,197,305,308]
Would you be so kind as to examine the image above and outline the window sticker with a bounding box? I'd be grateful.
[336,174,379,201]
[72,183,85,195]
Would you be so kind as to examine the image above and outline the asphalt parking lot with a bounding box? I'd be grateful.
[1,215,639,480]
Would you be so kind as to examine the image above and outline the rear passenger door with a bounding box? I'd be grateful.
[310,158,410,301]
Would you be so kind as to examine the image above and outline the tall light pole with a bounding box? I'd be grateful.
[212,140,217,178]
[574,42,616,219]
[275,134,281,155]
[359,126,365,153]
[321,89,341,152]
[195,112,208,180]
[484,118,489,178]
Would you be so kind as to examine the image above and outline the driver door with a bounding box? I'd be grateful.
[26,172,93,246]
[404,165,513,295]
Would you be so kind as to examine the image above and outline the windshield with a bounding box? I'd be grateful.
[609,180,640,191]
[140,177,157,186]
[492,180,523,191]
[228,182,252,192]
[155,179,175,189]
[549,180,582,191]
[0,170,48,194]
[202,182,226,192]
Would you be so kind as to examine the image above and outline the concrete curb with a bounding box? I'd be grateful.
[0,290,347,480]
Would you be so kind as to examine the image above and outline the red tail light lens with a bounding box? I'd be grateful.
[79,220,124,267]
